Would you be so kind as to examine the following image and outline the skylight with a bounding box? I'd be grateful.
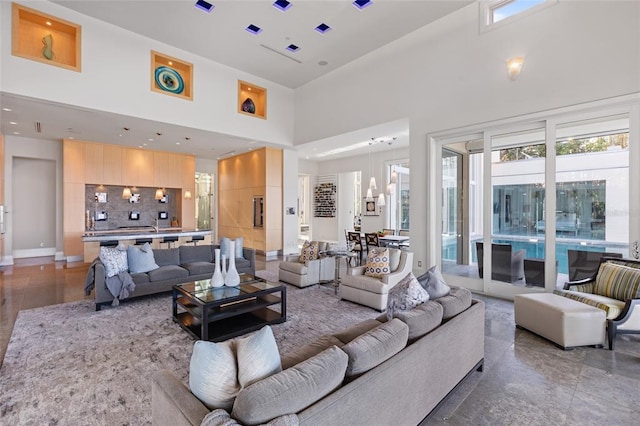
[353,0,372,10]
[273,0,292,12]
[286,44,299,52]
[315,23,331,34]
[491,0,546,23]
[194,0,214,13]
[246,24,262,35]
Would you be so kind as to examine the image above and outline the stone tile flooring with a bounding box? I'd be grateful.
[2,256,639,424]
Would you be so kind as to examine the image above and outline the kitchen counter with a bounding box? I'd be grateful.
[82,228,211,242]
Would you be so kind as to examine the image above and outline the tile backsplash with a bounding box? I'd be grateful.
[85,185,179,231]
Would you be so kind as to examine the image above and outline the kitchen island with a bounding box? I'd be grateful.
[82,228,212,262]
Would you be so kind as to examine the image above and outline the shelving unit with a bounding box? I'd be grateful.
[238,80,267,119]
[12,3,81,72]
[151,51,193,101]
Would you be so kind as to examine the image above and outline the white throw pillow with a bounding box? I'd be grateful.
[99,244,128,278]
[189,340,240,410]
[386,272,429,320]
[236,326,282,388]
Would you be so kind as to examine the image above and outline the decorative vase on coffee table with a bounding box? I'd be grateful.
[221,254,227,280]
[211,249,224,287]
[224,240,241,286]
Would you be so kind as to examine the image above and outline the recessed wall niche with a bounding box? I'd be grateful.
[238,80,267,119]
[12,3,82,72]
[151,50,193,101]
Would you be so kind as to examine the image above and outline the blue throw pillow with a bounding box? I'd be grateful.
[220,238,231,259]
[127,242,159,273]
[235,237,244,259]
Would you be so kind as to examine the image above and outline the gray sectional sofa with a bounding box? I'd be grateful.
[89,244,255,310]
[151,288,485,426]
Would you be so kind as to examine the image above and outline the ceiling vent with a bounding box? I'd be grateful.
[260,44,302,64]
[34,121,41,133]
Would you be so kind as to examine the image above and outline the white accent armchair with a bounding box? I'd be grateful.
[278,241,335,288]
[339,249,414,311]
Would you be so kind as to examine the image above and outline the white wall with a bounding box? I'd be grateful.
[2,136,63,264]
[293,1,640,271]
[1,1,294,147]
[282,149,299,254]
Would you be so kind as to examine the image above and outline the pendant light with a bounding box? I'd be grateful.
[390,167,398,184]
[366,187,374,202]
[377,192,386,207]
[368,139,377,191]
[155,188,164,200]
[122,187,132,199]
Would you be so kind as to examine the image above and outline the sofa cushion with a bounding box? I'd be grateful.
[200,409,299,426]
[231,346,348,425]
[386,272,429,320]
[417,265,451,299]
[148,264,189,282]
[130,272,150,284]
[220,238,232,259]
[234,257,251,272]
[340,274,388,294]
[331,319,383,344]
[127,242,159,274]
[182,262,216,276]
[341,319,409,377]
[299,241,319,263]
[593,262,640,301]
[236,326,282,388]
[180,245,213,264]
[235,237,244,259]
[189,340,240,410]
[435,286,472,320]
[377,300,444,341]
[153,248,180,267]
[365,248,390,278]
[99,245,128,278]
[281,335,344,370]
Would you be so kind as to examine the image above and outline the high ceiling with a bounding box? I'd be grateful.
[2,0,472,160]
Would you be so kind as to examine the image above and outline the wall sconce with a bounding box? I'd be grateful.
[507,56,524,80]
[122,187,132,199]
[155,188,164,200]
[184,190,192,199]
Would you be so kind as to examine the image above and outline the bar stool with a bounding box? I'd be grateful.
[187,235,204,245]
[161,235,178,248]
[99,240,119,247]
[135,238,153,245]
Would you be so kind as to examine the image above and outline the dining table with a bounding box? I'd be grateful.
[378,235,410,247]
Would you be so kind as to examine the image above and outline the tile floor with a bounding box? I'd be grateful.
[1,256,639,425]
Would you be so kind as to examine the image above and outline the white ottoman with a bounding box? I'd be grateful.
[514,293,606,349]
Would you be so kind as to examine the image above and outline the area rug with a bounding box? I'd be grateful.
[0,276,378,425]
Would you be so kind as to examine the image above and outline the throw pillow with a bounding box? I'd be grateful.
[99,244,128,278]
[417,265,451,299]
[235,237,244,259]
[200,410,299,426]
[236,326,282,388]
[298,241,319,264]
[386,272,429,320]
[364,248,390,278]
[189,340,240,410]
[220,237,231,259]
[126,242,159,274]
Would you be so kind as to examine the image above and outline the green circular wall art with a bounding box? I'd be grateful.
[154,66,185,94]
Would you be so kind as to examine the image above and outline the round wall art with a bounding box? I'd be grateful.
[154,66,185,94]
[241,97,256,114]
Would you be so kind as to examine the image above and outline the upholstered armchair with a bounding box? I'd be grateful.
[339,248,414,311]
[278,241,335,288]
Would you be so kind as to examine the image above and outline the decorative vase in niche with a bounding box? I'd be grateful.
[241,97,256,114]
[211,249,224,287]
[224,240,241,286]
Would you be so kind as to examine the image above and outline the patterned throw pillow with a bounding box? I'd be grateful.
[99,245,128,278]
[386,272,429,320]
[365,248,390,278]
[298,241,319,263]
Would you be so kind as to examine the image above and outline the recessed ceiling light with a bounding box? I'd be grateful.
[286,44,300,52]
[2,107,12,112]
[119,134,123,137]
[46,21,52,26]
[143,143,147,146]
[194,0,214,13]
[68,136,75,140]
[273,0,292,12]
[13,131,20,135]
[315,23,331,34]
[246,24,262,35]
[176,142,181,145]
[353,0,372,10]
[9,121,17,125]
[148,138,154,142]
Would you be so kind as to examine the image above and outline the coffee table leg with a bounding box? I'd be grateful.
[202,307,208,341]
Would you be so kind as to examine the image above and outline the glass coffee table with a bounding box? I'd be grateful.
[172,273,286,342]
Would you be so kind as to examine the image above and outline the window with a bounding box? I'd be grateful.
[480,0,557,32]
[387,161,409,232]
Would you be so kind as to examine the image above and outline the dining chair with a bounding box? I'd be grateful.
[364,233,380,254]
[398,229,409,236]
[347,231,364,265]
[382,228,395,236]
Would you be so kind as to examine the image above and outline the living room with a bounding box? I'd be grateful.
[1,0,640,424]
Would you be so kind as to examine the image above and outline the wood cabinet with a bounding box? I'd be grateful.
[122,148,154,187]
[84,143,103,184]
[154,152,182,188]
[63,140,86,183]
[102,145,122,185]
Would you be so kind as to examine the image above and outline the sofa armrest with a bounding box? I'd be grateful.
[283,254,301,263]
[381,252,414,286]
[93,261,111,307]
[347,266,366,276]
[152,370,209,426]
[242,247,256,275]
[563,278,596,291]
